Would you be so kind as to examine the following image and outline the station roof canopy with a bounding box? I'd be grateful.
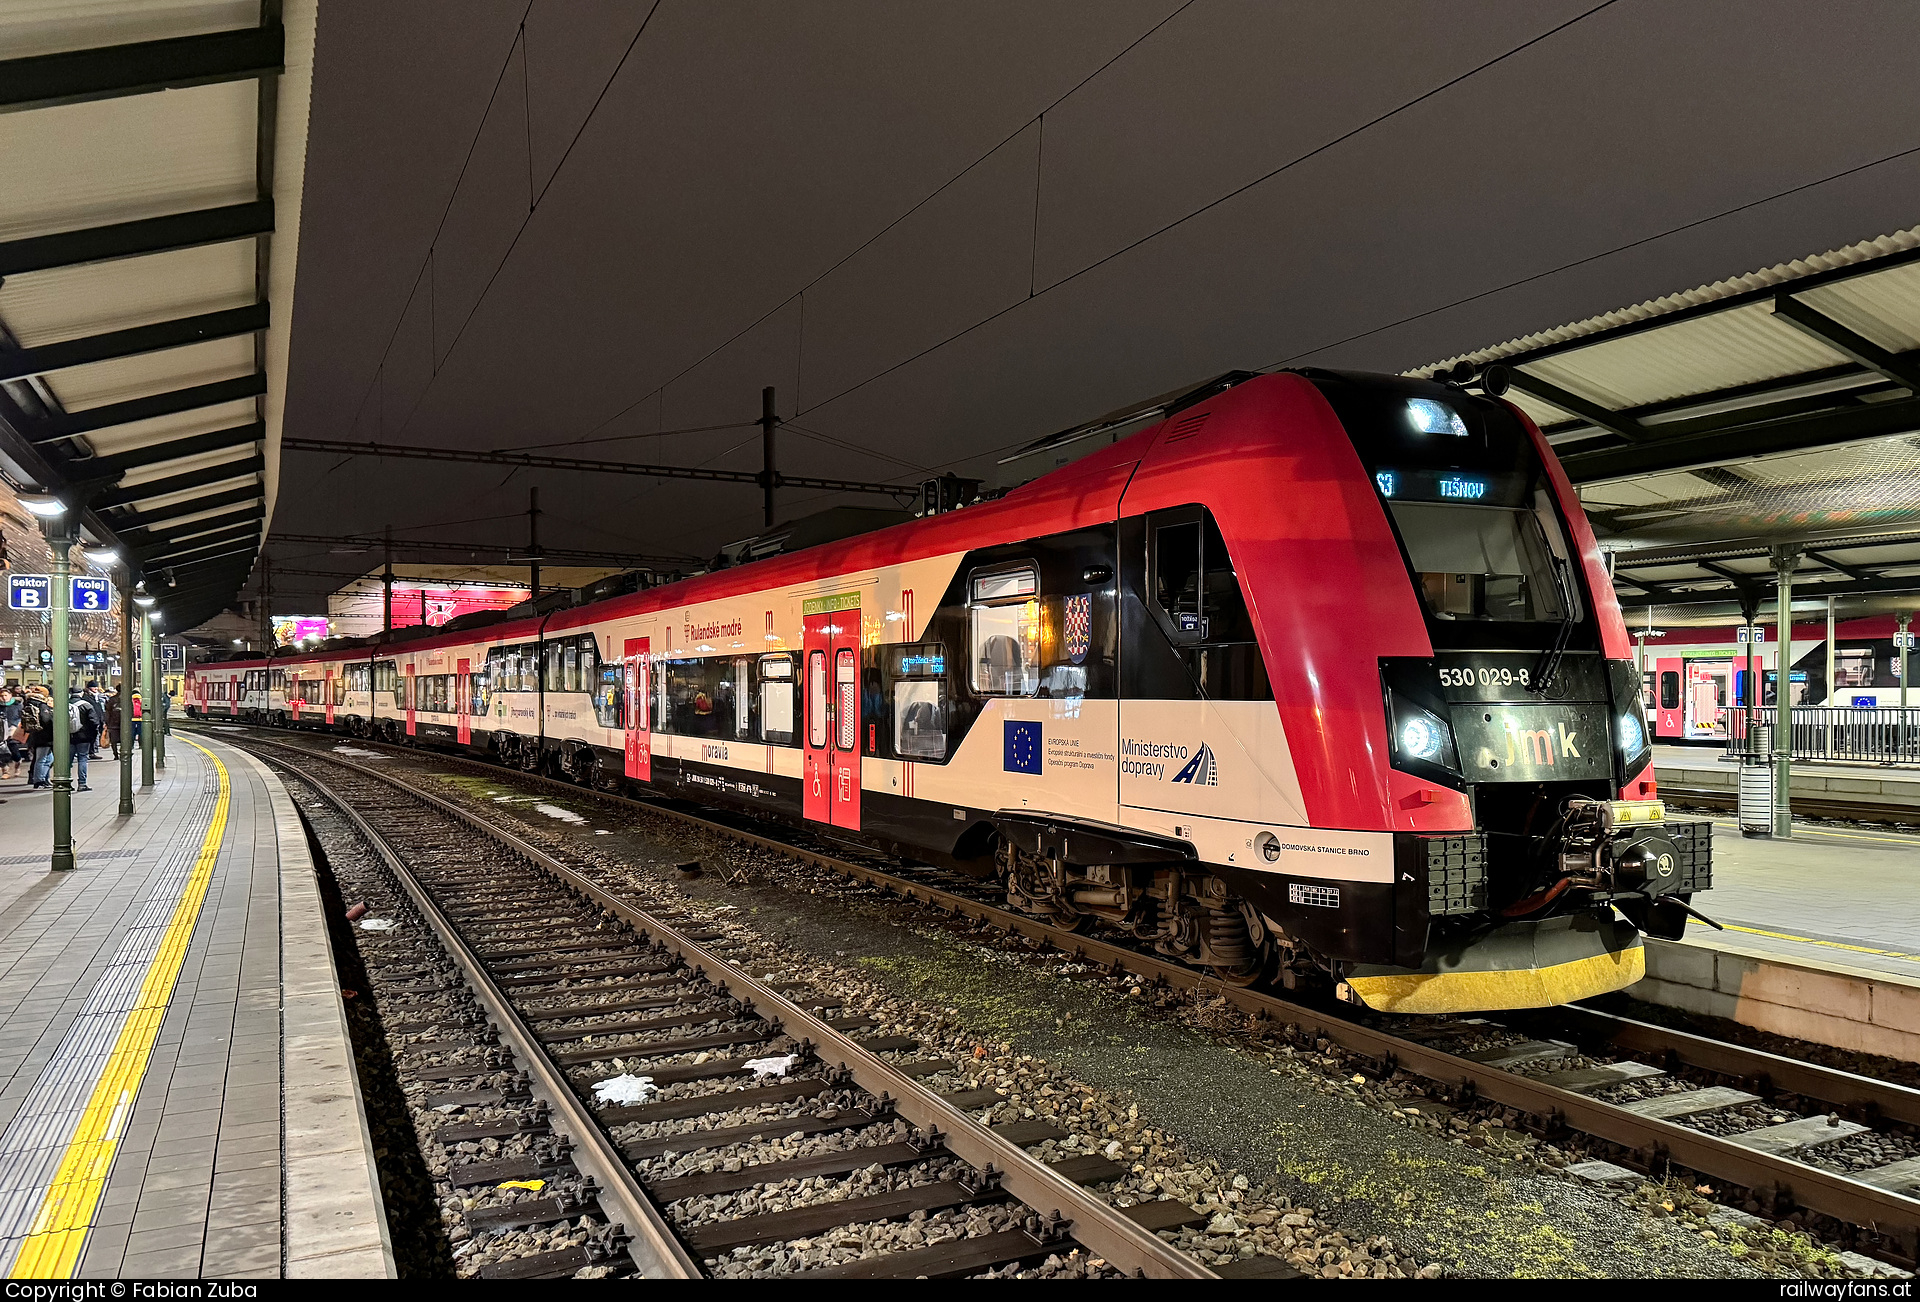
[0,0,314,634]
[1412,230,1920,616]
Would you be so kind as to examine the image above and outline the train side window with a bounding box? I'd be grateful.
[760,654,795,744]
[1145,508,1271,700]
[580,641,598,694]
[547,642,563,690]
[968,566,1040,697]
[592,658,619,728]
[889,643,948,759]
[807,650,828,747]
[1659,671,1680,711]
[732,658,753,739]
[835,649,857,751]
[563,645,579,693]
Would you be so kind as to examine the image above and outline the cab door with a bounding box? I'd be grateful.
[404,663,416,737]
[456,658,471,745]
[623,637,650,781]
[802,602,861,830]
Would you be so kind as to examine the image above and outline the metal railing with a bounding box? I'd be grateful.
[1726,706,1920,766]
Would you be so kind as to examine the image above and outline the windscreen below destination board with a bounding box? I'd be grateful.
[1372,467,1529,507]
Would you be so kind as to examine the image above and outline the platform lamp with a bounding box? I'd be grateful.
[84,546,137,820]
[21,494,79,872]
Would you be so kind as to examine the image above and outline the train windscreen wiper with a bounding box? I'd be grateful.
[1530,555,1577,693]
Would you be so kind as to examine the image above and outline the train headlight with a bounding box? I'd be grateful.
[1616,711,1644,754]
[1399,713,1445,761]
[1407,397,1469,438]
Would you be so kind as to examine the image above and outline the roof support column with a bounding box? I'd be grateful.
[1772,547,1801,839]
[1825,596,1836,708]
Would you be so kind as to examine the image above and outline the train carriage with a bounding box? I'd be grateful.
[189,369,1714,1013]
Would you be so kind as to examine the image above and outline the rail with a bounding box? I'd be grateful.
[1726,705,1920,767]
[247,734,1215,1280]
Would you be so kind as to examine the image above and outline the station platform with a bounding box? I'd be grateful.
[0,734,389,1280]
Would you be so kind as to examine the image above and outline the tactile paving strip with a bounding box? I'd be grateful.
[0,752,224,1277]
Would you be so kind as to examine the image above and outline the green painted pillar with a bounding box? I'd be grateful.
[48,523,74,872]
[140,611,155,789]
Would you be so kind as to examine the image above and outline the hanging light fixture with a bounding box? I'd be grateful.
[132,582,157,609]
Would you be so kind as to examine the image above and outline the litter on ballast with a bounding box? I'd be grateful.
[744,1054,800,1078]
[497,1179,546,1193]
[359,918,398,931]
[592,1074,657,1104]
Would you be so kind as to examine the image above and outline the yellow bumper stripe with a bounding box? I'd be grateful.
[1348,943,1646,1015]
[8,739,230,1279]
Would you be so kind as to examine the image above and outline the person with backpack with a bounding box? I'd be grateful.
[24,686,56,789]
[68,685,98,791]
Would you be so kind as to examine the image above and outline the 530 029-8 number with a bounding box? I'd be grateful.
[1437,665,1531,689]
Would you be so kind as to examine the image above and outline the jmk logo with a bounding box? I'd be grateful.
[1170,743,1218,786]
[1503,722,1579,766]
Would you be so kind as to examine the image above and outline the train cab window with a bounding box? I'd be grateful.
[807,651,828,747]
[968,566,1040,696]
[889,643,948,760]
[1391,502,1571,624]
[760,654,795,745]
[1659,670,1680,711]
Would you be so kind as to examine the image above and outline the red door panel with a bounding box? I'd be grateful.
[405,664,416,736]
[1654,656,1681,739]
[457,658,471,745]
[802,619,831,824]
[802,603,861,830]
[832,645,860,829]
[326,669,336,726]
[623,637,650,781]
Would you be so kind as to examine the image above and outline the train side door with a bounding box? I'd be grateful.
[623,637,650,781]
[405,664,416,736]
[802,602,861,830]
[456,658,471,745]
[326,669,336,726]
[1654,656,1682,738]
[228,673,238,716]
[290,674,302,722]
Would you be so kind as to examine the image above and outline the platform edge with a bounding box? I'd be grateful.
[217,739,397,1278]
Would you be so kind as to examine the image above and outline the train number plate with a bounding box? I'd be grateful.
[1432,652,1604,703]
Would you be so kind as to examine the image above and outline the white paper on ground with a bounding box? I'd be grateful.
[743,1054,800,1078]
[592,1074,657,1104]
[359,918,398,931]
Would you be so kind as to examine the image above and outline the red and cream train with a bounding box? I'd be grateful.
[188,370,1712,1013]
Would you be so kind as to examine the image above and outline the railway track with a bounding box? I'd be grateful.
[1658,785,1920,827]
[255,739,1219,1279]
[214,724,1920,1271]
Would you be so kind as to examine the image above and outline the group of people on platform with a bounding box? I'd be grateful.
[0,681,168,790]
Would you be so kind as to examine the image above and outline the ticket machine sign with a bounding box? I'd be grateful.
[8,575,48,610]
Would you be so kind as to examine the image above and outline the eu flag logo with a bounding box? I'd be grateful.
[1003,720,1042,774]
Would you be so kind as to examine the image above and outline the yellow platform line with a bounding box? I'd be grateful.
[8,739,230,1280]
[1718,922,1920,966]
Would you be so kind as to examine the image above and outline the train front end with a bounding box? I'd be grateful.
[1306,372,1714,1014]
